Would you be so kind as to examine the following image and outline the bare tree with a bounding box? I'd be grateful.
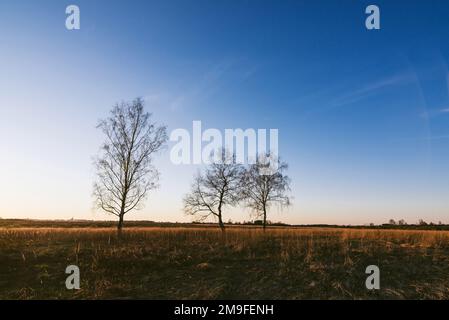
[183,151,242,232]
[93,98,167,236]
[241,154,290,231]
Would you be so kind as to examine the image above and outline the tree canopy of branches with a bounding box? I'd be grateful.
[93,98,167,235]
[183,151,243,232]
[241,154,291,230]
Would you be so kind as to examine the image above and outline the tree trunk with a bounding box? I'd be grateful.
[118,193,127,238]
[117,212,124,237]
[218,211,225,233]
[263,206,267,232]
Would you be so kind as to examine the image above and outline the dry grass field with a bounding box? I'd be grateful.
[1,224,449,299]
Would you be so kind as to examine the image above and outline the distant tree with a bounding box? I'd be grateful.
[93,98,167,236]
[241,154,291,231]
[389,219,396,225]
[183,150,243,232]
[418,219,428,226]
[398,219,406,226]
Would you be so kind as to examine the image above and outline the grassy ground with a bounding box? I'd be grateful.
[1,224,449,299]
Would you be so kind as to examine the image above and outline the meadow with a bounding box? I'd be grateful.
[1,221,449,299]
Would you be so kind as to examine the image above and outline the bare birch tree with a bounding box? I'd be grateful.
[93,98,167,236]
[183,151,242,232]
[241,154,290,230]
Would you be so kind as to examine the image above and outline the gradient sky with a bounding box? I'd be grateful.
[1,0,449,225]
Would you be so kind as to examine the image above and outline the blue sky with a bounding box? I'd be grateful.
[0,0,448,224]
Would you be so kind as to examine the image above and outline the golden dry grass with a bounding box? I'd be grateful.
[1,226,449,299]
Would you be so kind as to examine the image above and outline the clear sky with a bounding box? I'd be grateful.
[1,0,448,225]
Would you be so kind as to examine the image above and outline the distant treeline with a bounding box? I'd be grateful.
[0,219,191,229]
[1,218,449,231]
[299,224,449,231]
